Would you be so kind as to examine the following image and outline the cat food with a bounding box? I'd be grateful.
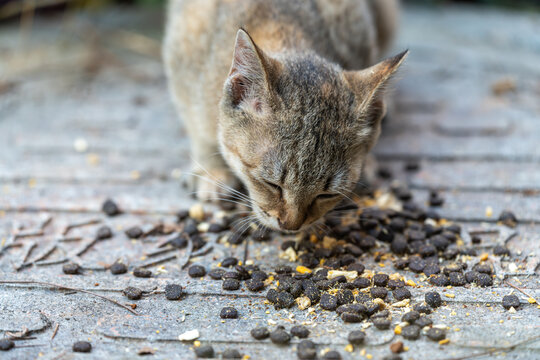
[502,294,520,309]
[72,341,92,353]
[220,306,238,319]
[122,286,143,300]
[109,262,127,275]
[270,328,291,344]
[194,344,214,358]
[322,350,342,360]
[165,284,184,300]
[102,198,121,216]
[297,339,317,359]
[188,265,206,278]
[250,327,270,340]
[62,262,80,275]
[133,267,152,278]
[0,339,14,351]
[221,349,242,359]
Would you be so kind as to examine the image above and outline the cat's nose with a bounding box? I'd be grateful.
[277,216,303,231]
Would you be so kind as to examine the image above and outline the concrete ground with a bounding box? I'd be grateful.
[1,3,539,359]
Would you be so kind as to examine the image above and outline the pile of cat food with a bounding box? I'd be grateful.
[156,184,519,359]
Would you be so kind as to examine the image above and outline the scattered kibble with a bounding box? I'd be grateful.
[188,265,206,278]
[0,339,14,351]
[291,325,310,338]
[270,328,291,345]
[251,327,270,340]
[194,344,214,358]
[222,348,242,359]
[165,284,184,300]
[220,307,238,319]
[102,199,121,216]
[109,262,127,275]
[62,262,80,275]
[123,286,143,300]
[133,267,152,278]
[502,294,520,310]
[72,341,92,353]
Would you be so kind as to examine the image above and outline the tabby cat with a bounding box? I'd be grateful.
[164,0,406,231]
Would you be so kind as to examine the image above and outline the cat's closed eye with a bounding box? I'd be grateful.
[263,180,282,194]
[316,193,339,200]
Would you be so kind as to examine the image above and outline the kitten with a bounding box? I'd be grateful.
[164,0,406,232]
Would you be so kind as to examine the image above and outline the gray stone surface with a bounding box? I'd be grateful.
[1,3,540,360]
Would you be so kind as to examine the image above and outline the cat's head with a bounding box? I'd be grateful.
[219,29,407,232]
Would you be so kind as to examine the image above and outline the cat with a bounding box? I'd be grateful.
[163,0,406,232]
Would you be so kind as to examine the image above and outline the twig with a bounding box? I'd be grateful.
[443,333,540,360]
[50,323,59,341]
[73,237,100,257]
[0,280,139,315]
[62,218,101,236]
[39,215,53,230]
[243,236,250,264]
[35,258,68,267]
[505,280,539,304]
[15,242,37,271]
[139,254,177,268]
[179,235,194,269]
[193,245,214,258]
[18,243,59,270]
[57,236,83,242]
[145,247,175,258]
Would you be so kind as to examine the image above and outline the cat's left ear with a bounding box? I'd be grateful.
[343,50,408,125]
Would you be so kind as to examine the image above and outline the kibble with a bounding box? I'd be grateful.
[125,226,143,239]
[320,293,338,311]
[502,294,520,309]
[195,344,214,358]
[277,291,295,309]
[123,286,143,300]
[0,339,14,351]
[402,311,420,324]
[72,341,92,353]
[223,279,241,291]
[110,262,127,275]
[220,307,238,319]
[373,317,391,330]
[392,287,411,301]
[246,279,265,292]
[188,265,206,278]
[322,350,342,360]
[475,273,493,287]
[401,325,421,340]
[426,328,446,341]
[373,273,389,287]
[133,267,152,278]
[62,262,80,275]
[348,330,365,345]
[251,327,270,340]
[165,284,183,300]
[291,325,310,338]
[96,225,113,240]
[370,287,388,299]
[222,349,242,359]
[221,257,238,267]
[102,199,121,216]
[297,340,317,360]
[270,329,291,344]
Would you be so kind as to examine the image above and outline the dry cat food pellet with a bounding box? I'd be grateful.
[245,279,265,292]
[110,262,127,275]
[390,340,404,353]
[96,225,113,240]
[0,339,14,351]
[221,257,238,267]
[188,265,206,278]
[493,245,510,256]
[125,226,143,239]
[322,350,342,360]
[222,279,241,291]
[62,262,80,275]
[320,293,338,311]
[72,341,92,353]
[498,210,518,227]
[123,286,143,300]
[400,324,421,340]
[341,312,363,323]
[502,294,520,309]
[221,348,242,359]
[383,355,403,360]
[297,340,317,360]
[426,327,446,341]
[277,292,295,309]
[370,286,388,299]
[208,268,225,280]
[415,315,433,328]
[373,317,391,330]
[194,344,214,358]
[401,311,420,324]
[429,274,450,287]
[348,330,365,344]
[413,303,432,314]
[220,307,238,319]
[475,273,493,287]
[250,327,270,340]
[270,328,291,344]
[102,198,121,216]
[133,267,152,278]
[165,284,183,300]
[392,287,411,301]
[291,325,310,338]
[373,273,389,287]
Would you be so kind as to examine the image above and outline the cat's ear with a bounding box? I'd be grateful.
[344,50,408,125]
[224,29,276,115]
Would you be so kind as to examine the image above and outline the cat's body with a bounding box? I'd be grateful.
[164,0,406,231]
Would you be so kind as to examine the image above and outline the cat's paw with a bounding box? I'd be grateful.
[185,168,243,203]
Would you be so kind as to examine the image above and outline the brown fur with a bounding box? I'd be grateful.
[164,0,406,231]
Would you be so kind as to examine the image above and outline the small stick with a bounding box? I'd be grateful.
[505,280,539,304]
[35,258,68,267]
[39,215,53,230]
[139,254,177,268]
[443,333,540,360]
[15,242,37,271]
[243,236,250,264]
[145,247,175,258]
[0,280,139,315]
[179,235,194,269]
[468,229,500,236]
[51,323,59,340]
[193,245,214,258]
[73,238,100,257]
[62,218,101,236]
[57,236,83,242]
[14,229,44,240]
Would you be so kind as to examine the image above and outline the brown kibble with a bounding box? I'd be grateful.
[390,341,404,353]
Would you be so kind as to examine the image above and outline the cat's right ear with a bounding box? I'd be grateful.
[224,29,276,115]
